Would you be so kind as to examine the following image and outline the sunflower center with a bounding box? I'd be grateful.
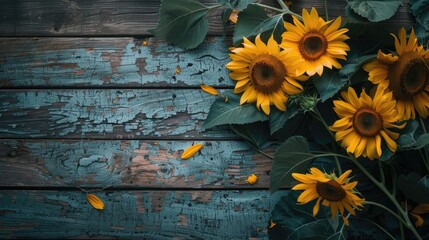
[389,51,429,100]
[249,54,286,93]
[316,180,346,202]
[353,107,383,137]
[299,32,328,61]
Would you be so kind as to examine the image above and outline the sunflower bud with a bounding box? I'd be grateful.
[299,93,319,112]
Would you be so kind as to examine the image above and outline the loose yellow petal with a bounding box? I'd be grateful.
[246,173,258,184]
[87,194,105,210]
[269,220,277,228]
[200,84,219,96]
[181,144,204,160]
[229,9,239,24]
[175,66,181,74]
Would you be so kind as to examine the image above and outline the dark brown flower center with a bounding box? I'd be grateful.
[389,51,429,100]
[316,180,346,201]
[249,54,286,93]
[353,107,383,137]
[299,32,327,61]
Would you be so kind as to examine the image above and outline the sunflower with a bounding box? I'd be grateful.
[363,28,429,120]
[281,7,350,76]
[292,168,364,225]
[330,86,406,160]
[226,35,308,115]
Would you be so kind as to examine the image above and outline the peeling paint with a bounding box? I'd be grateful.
[0,140,276,188]
[0,38,232,87]
[0,89,234,138]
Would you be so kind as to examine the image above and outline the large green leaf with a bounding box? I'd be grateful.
[149,0,214,49]
[233,4,285,45]
[312,70,347,102]
[397,120,429,150]
[202,90,268,129]
[339,54,376,79]
[270,136,314,193]
[218,0,254,10]
[269,102,301,134]
[398,173,429,203]
[347,0,402,22]
[271,191,340,239]
[230,121,270,149]
[409,0,429,30]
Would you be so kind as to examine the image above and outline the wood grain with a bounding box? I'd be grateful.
[0,89,239,139]
[0,190,286,239]
[0,0,414,37]
[0,139,275,188]
[0,37,233,88]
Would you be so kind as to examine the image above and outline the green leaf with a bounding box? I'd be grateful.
[346,0,402,22]
[339,54,376,79]
[149,0,215,49]
[269,102,301,134]
[218,0,255,10]
[398,173,429,203]
[271,191,338,239]
[230,121,270,149]
[397,120,429,150]
[270,136,314,193]
[312,70,347,102]
[409,0,429,30]
[202,90,268,129]
[233,4,284,45]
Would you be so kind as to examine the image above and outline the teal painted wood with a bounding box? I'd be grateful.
[0,37,232,88]
[0,140,273,188]
[0,0,413,37]
[0,190,286,239]
[0,89,238,139]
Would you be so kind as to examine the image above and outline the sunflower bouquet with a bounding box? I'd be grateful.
[152,0,429,239]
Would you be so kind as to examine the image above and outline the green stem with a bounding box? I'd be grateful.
[312,108,343,175]
[364,201,408,226]
[378,160,385,185]
[255,3,302,20]
[349,155,422,240]
[276,0,289,10]
[324,0,329,21]
[331,142,343,175]
[399,218,405,240]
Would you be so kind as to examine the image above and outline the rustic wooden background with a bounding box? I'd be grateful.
[0,0,415,239]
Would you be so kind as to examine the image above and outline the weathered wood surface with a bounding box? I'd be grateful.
[0,89,240,139]
[0,37,233,88]
[0,0,414,37]
[0,190,286,239]
[0,140,273,188]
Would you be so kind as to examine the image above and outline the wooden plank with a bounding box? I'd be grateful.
[0,89,237,139]
[0,190,286,239]
[0,0,414,37]
[0,139,274,188]
[0,37,233,88]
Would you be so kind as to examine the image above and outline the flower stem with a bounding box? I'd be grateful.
[312,108,343,175]
[364,201,408,226]
[378,160,385,185]
[349,155,422,240]
[276,0,289,10]
[331,142,343,175]
[324,0,329,21]
[255,3,302,20]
